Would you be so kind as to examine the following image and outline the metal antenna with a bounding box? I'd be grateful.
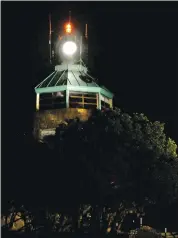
[85,23,88,39]
[80,36,83,70]
[49,13,52,64]
[84,23,88,66]
[69,10,71,23]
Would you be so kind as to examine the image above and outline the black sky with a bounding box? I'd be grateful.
[2,1,178,150]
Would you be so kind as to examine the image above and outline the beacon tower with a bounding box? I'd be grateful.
[34,14,114,141]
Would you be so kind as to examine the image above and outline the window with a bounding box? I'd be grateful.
[40,91,66,110]
[101,94,111,109]
[52,91,66,109]
[69,92,97,109]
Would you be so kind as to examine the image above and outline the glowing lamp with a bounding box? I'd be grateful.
[65,23,72,33]
[62,41,77,56]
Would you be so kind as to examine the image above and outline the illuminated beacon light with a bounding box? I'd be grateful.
[65,23,72,33]
[62,41,77,56]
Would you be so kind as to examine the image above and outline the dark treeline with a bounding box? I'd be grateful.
[2,109,178,236]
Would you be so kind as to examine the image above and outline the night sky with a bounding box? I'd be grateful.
[2,1,178,153]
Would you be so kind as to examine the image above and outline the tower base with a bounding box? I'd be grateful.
[33,108,92,141]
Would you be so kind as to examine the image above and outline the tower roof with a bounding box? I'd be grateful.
[35,63,114,99]
[36,64,99,88]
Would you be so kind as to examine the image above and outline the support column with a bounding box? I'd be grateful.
[36,93,40,111]
[109,98,113,109]
[96,94,99,109]
[98,93,101,110]
[66,89,69,108]
[82,94,84,108]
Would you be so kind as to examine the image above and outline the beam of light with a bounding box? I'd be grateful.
[62,41,77,56]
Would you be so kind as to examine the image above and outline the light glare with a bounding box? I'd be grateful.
[65,24,72,33]
[62,41,77,56]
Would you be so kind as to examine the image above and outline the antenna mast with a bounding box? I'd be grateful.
[85,23,88,39]
[80,36,83,70]
[49,13,52,64]
[69,10,71,23]
[84,23,88,66]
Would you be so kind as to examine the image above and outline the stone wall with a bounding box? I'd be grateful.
[33,108,92,140]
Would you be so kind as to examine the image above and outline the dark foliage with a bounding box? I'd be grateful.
[2,109,178,233]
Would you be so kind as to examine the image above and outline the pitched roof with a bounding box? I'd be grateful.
[35,64,99,89]
[35,63,114,99]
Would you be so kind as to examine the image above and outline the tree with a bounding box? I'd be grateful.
[54,108,178,232]
[5,109,177,234]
